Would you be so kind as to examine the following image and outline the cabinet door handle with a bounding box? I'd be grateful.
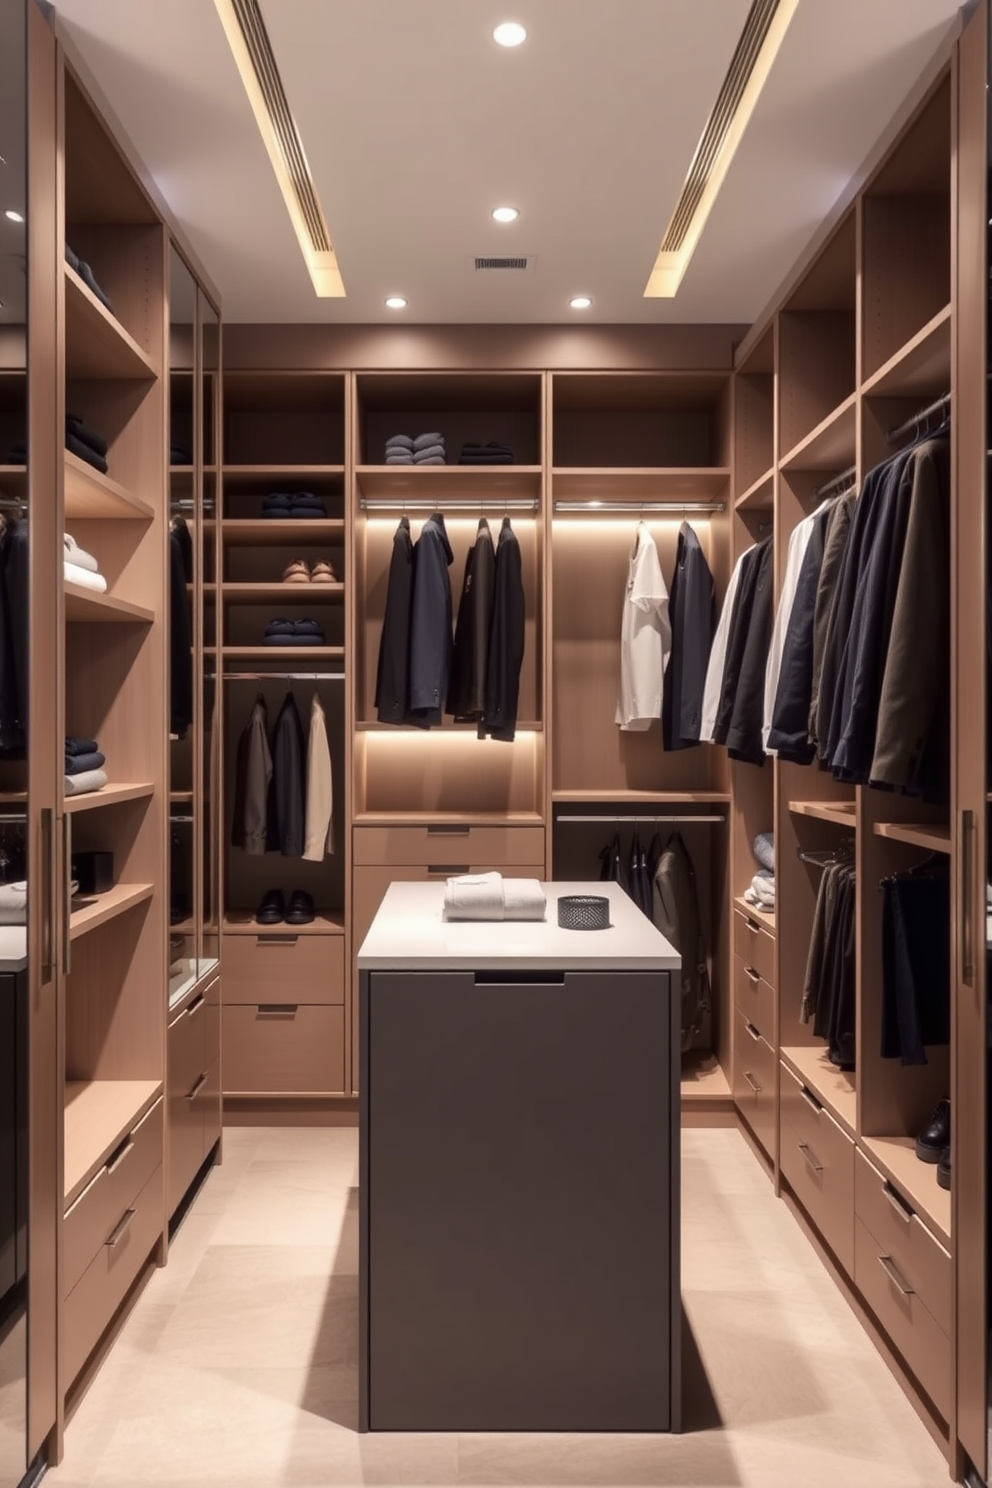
[797,1141,823,1174]
[41,807,54,982]
[426,864,470,875]
[186,1072,208,1102]
[257,1004,297,1018]
[105,1208,136,1250]
[105,1138,134,1175]
[427,824,470,836]
[799,1085,822,1114]
[255,935,298,946]
[961,808,975,986]
[187,993,205,1018]
[882,1181,913,1224]
[62,811,72,976]
[742,1070,761,1094]
[744,1020,761,1042]
[877,1253,914,1297]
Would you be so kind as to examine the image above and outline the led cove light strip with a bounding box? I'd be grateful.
[214,0,345,297]
[645,0,799,298]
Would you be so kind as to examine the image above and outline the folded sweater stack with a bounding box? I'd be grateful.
[384,432,447,466]
[65,735,107,797]
[443,871,546,922]
[64,532,107,594]
[458,442,515,465]
[66,413,109,475]
[743,831,775,911]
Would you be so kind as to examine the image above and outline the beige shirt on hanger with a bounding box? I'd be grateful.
[303,692,334,861]
[616,521,671,732]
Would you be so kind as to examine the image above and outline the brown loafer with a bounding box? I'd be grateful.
[282,560,310,583]
[310,560,337,583]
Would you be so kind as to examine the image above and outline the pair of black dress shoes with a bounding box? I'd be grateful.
[256,888,315,925]
[915,1098,951,1190]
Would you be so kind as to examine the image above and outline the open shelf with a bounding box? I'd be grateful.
[223,464,344,478]
[552,790,730,804]
[358,465,542,502]
[221,519,345,544]
[873,821,950,853]
[780,392,857,472]
[64,263,158,381]
[223,911,346,936]
[861,304,951,400]
[65,782,154,813]
[788,800,856,826]
[781,1046,857,1137]
[221,646,345,663]
[680,1053,732,1106]
[734,468,775,512]
[354,810,545,827]
[64,451,154,521]
[64,583,154,624]
[860,1135,950,1246]
[733,894,775,932]
[0,465,26,500]
[551,467,730,501]
[64,1078,161,1208]
[216,582,344,601]
[69,882,154,941]
[356,720,543,734]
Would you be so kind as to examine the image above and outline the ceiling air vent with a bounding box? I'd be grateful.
[473,256,533,272]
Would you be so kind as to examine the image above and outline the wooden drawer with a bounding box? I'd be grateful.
[733,954,775,1041]
[354,824,545,868]
[223,932,344,1007]
[733,910,775,989]
[780,1064,855,1275]
[64,1163,164,1387]
[65,1098,163,1297]
[223,1003,346,1096]
[733,1008,776,1159]
[167,1005,206,1217]
[854,1149,951,1331]
[198,1057,222,1156]
[354,863,545,961]
[854,1214,951,1421]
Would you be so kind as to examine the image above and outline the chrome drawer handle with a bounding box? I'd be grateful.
[186,1072,208,1102]
[105,1208,136,1250]
[799,1085,822,1114]
[878,1253,914,1297]
[187,993,205,1018]
[882,1181,913,1224]
[744,1021,761,1042]
[743,1070,761,1094]
[105,1138,135,1175]
[798,1141,823,1174]
[743,966,760,983]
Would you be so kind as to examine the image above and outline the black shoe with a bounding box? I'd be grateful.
[937,1146,951,1191]
[915,1098,950,1163]
[256,889,285,925]
[285,889,315,925]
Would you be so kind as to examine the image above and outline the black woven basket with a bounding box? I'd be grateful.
[557,894,610,931]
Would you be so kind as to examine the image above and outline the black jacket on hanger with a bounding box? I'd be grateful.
[714,539,773,765]
[652,832,711,1052]
[374,516,413,724]
[408,513,454,728]
[169,520,193,739]
[272,691,306,857]
[447,517,496,720]
[0,516,26,751]
[479,517,525,741]
[662,522,714,751]
[711,541,764,747]
[766,504,829,763]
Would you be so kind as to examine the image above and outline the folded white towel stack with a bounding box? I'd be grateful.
[64,768,107,797]
[64,532,99,573]
[444,871,546,922]
[64,560,108,594]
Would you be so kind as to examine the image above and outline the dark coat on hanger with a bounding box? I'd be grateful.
[711,541,764,748]
[766,505,829,763]
[716,539,773,766]
[808,492,855,751]
[479,517,525,741]
[408,513,454,728]
[272,691,306,857]
[652,832,711,1052]
[447,517,496,720]
[169,522,193,739]
[231,696,272,855]
[375,517,413,724]
[662,522,714,751]
[0,516,26,751]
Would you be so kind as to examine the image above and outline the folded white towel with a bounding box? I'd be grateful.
[64,532,99,573]
[0,881,26,925]
[750,871,775,898]
[501,879,547,921]
[64,561,107,594]
[444,871,504,921]
[64,768,107,796]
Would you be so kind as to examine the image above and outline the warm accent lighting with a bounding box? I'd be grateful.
[492,206,520,223]
[213,0,345,297]
[493,21,527,47]
[645,0,800,298]
[384,296,407,310]
[569,296,592,310]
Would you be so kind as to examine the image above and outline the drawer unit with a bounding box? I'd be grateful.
[64,1098,163,1297]
[854,1149,951,1332]
[733,955,775,1041]
[733,910,775,989]
[780,1064,855,1275]
[353,824,545,868]
[223,1003,346,1096]
[223,931,344,1007]
[354,863,545,961]
[854,1215,951,1422]
[732,1008,775,1159]
[64,1163,164,1387]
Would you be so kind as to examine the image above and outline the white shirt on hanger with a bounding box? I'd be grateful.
[616,522,671,732]
[700,544,753,742]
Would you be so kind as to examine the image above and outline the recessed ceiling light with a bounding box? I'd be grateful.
[4,210,23,224]
[384,296,407,310]
[492,206,519,224]
[493,21,526,47]
[569,296,592,310]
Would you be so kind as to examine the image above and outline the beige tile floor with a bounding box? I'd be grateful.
[50,1126,952,1488]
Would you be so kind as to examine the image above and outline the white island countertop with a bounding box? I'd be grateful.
[0,926,26,972]
[357,880,680,972]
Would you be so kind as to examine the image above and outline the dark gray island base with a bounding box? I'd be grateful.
[358,881,681,1433]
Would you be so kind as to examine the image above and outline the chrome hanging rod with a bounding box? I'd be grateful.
[0,496,26,512]
[360,497,538,514]
[556,814,726,825]
[886,391,951,445]
[220,671,346,681]
[553,500,725,515]
[811,465,857,502]
[169,813,195,824]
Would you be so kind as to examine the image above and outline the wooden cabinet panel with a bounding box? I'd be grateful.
[223,932,344,1007]
[854,1149,951,1333]
[64,1098,163,1297]
[223,1004,345,1096]
[780,1064,855,1275]
[354,864,545,962]
[353,824,545,868]
[198,1057,221,1158]
[732,1008,775,1159]
[167,1005,204,1218]
[733,909,776,988]
[733,955,775,1043]
[854,1214,951,1423]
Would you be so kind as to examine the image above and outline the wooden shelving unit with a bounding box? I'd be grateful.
[872,821,951,853]
[779,392,858,472]
[63,583,154,625]
[860,1134,951,1246]
[64,451,153,521]
[733,893,775,932]
[861,304,951,398]
[734,468,774,512]
[221,518,344,544]
[788,800,857,825]
[64,264,158,381]
[63,1078,161,1207]
[358,464,543,501]
[222,646,345,662]
[780,1045,857,1137]
[222,911,346,936]
[68,883,155,940]
[550,467,729,501]
[65,782,154,813]
[215,582,344,601]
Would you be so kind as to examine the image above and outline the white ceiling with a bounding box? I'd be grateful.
[53,0,961,325]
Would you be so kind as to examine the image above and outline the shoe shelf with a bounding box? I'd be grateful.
[212,583,344,600]
[220,519,345,544]
[64,452,154,521]
[222,911,346,936]
[64,263,159,382]
[63,1078,162,1208]
[859,1134,950,1246]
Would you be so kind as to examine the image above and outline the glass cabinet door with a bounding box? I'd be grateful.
[200,293,219,979]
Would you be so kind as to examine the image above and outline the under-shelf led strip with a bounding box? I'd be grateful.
[553,500,725,514]
[359,497,539,513]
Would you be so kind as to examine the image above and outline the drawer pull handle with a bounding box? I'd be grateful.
[877,1253,914,1297]
[255,935,299,946]
[187,993,205,1018]
[187,1072,208,1102]
[743,1070,761,1095]
[105,1208,136,1250]
[105,1137,135,1174]
[744,1021,761,1043]
[745,919,760,935]
[882,1181,914,1223]
[257,1004,298,1018]
[427,825,470,836]
[799,1085,822,1114]
[743,966,760,984]
[797,1141,823,1174]
[426,865,470,876]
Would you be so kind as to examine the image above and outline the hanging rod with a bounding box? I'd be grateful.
[553,500,725,515]
[220,671,346,682]
[169,813,194,824]
[811,465,857,502]
[360,497,538,513]
[0,497,26,512]
[0,812,26,824]
[886,391,951,444]
[556,814,727,825]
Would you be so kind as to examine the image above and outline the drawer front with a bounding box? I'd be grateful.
[733,1009,775,1158]
[854,1149,951,1330]
[223,932,344,1007]
[65,1098,163,1297]
[354,863,544,963]
[223,1004,346,1096]
[64,1163,164,1387]
[733,910,775,988]
[354,824,545,868]
[167,1008,205,1217]
[198,1057,222,1158]
[780,1066,855,1275]
[733,955,775,1042]
[854,1214,951,1421]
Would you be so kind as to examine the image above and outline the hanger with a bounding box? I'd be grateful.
[797,837,855,869]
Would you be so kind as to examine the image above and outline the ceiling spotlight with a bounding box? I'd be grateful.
[492,206,519,224]
[384,296,407,310]
[569,295,592,310]
[4,210,23,224]
[493,21,526,47]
